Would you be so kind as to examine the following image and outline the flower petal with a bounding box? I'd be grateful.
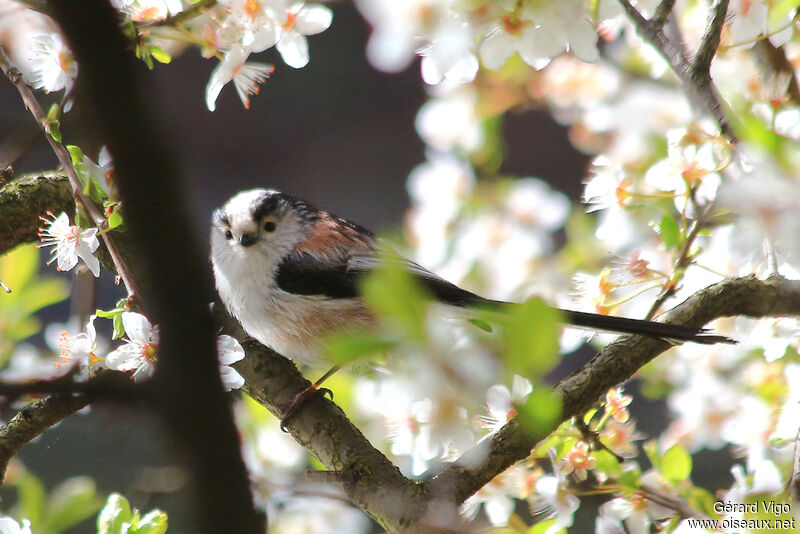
[277,30,309,68]
[217,335,245,365]
[295,4,332,36]
[479,29,515,71]
[121,312,154,343]
[220,365,245,391]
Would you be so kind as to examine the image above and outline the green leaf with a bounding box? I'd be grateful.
[42,476,104,532]
[134,509,168,534]
[769,0,800,27]
[97,493,133,534]
[528,518,559,534]
[688,487,720,518]
[653,215,681,251]
[359,253,430,342]
[113,313,125,339]
[618,468,641,494]
[643,439,661,472]
[501,299,561,380]
[517,387,562,439]
[66,145,84,165]
[593,449,622,477]
[107,210,125,229]
[467,318,493,333]
[47,102,61,122]
[149,46,172,64]
[324,330,394,365]
[18,278,70,315]
[15,471,47,527]
[661,444,692,484]
[0,244,38,291]
[47,121,62,143]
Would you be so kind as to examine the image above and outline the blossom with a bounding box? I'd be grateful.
[0,517,32,534]
[605,386,632,423]
[558,441,596,481]
[76,147,115,196]
[56,315,101,379]
[582,156,631,213]
[596,494,673,534]
[113,0,183,21]
[0,344,62,382]
[460,464,534,526]
[532,474,579,533]
[217,335,245,391]
[105,312,159,382]
[418,13,478,85]
[28,32,76,93]
[219,0,281,52]
[275,2,333,68]
[479,2,598,72]
[478,375,532,435]
[355,0,444,73]
[38,212,100,277]
[206,45,275,111]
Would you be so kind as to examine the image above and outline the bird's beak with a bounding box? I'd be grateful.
[239,233,257,247]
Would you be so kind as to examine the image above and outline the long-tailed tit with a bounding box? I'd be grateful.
[210,189,732,420]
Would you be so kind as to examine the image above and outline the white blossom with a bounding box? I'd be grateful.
[206,45,275,111]
[217,335,245,391]
[275,2,333,69]
[28,32,76,93]
[0,517,32,534]
[105,312,159,382]
[38,212,101,277]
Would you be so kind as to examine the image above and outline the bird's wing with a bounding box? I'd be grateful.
[276,248,488,307]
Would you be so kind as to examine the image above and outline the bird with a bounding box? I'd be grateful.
[210,188,733,424]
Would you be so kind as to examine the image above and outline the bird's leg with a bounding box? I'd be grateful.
[279,364,341,431]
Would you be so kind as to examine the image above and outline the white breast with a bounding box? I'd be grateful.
[213,255,374,366]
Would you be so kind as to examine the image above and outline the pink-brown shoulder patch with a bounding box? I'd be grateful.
[295,215,375,257]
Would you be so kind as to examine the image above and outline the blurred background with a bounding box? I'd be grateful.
[0,2,736,532]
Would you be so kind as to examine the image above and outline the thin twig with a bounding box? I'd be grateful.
[644,206,710,320]
[651,0,677,29]
[691,0,730,81]
[137,0,217,28]
[616,0,736,140]
[0,45,138,298]
[0,370,139,401]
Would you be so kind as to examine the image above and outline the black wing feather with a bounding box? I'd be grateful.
[275,251,487,307]
[276,252,361,298]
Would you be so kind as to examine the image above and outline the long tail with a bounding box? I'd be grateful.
[558,308,736,345]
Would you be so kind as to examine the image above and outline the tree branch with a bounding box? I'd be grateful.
[0,172,73,256]
[0,393,90,483]
[651,0,677,29]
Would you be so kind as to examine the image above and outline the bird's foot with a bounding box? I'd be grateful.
[279,385,333,432]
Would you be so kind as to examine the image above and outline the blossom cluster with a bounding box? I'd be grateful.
[0,0,332,112]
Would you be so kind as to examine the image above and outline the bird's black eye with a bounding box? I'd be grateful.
[224,230,233,240]
[263,220,276,233]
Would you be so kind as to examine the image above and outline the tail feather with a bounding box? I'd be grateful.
[559,309,736,345]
